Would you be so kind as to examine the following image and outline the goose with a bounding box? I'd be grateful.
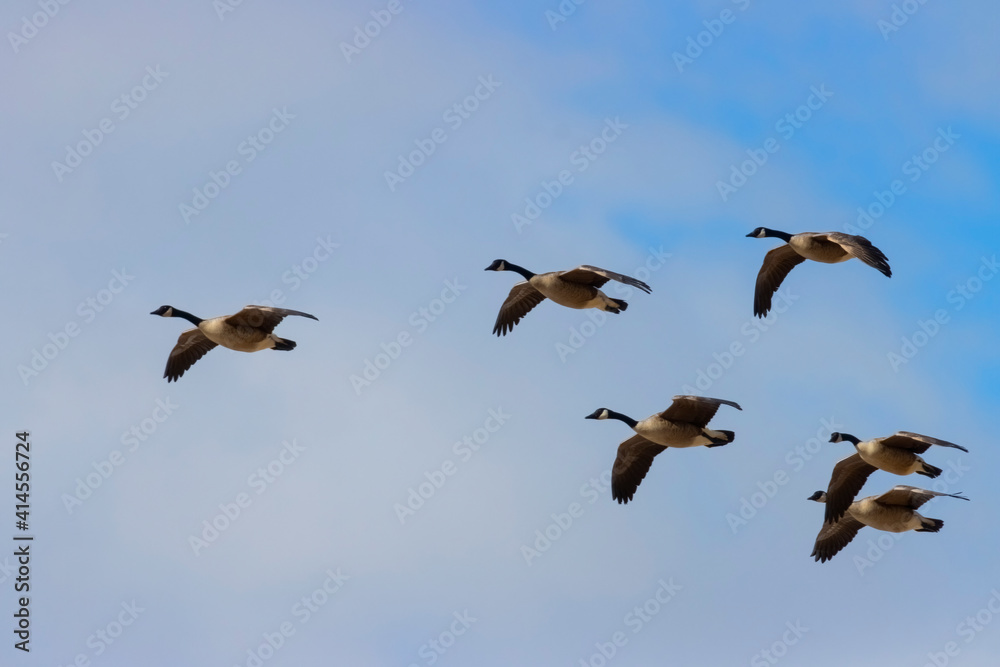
[823,431,969,525]
[808,485,969,563]
[485,260,651,336]
[151,305,318,382]
[585,395,741,504]
[745,228,891,317]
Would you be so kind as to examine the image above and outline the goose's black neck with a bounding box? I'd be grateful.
[607,410,638,429]
[842,434,861,446]
[172,308,203,326]
[763,228,793,243]
[504,262,536,281]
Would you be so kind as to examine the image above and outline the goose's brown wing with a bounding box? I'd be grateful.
[658,395,742,427]
[225,306,318,334]
[879,431,968,454]
[612,435,668,504]
[812,513,865,563]
[822,232,892,277]
[492,282,547,336]
[558,265,652,293]
[874,485,969,509]
[824,453,878,525]
[164,328,218,382]
[753,245,806,317]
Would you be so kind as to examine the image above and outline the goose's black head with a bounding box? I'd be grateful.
[585,408,611,420]
[746,227,770,238]
[807,491,827,503]
[829,432,860,446]
[150,306,174,317]
[485,259,508,272]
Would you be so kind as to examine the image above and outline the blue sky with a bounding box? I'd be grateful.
[2,1,999,665]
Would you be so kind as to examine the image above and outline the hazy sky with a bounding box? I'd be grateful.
[2,1,999,665]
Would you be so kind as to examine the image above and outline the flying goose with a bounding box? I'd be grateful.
[585,395,742,504]
[745,228,891,317]
[808,485,969,563]
[485,260,651,336]
[151,305,318,382]
[822,431,969,525]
